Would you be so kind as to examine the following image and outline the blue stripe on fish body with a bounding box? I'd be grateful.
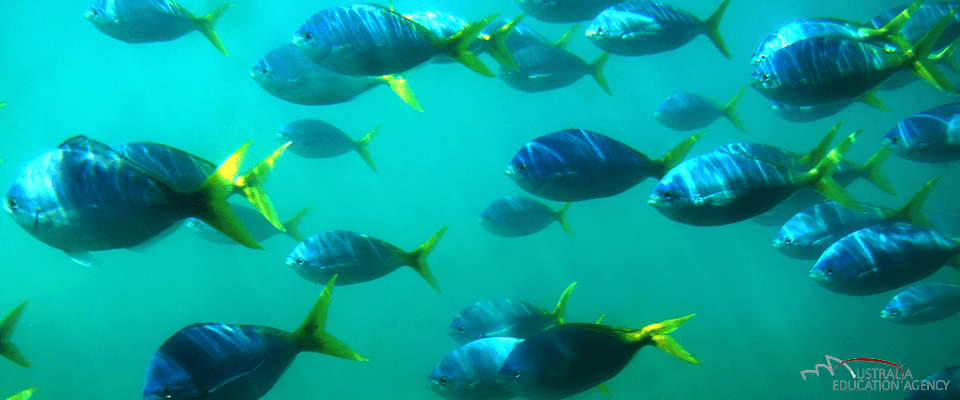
[868,3,960,50]
[498,45,594,93]
[428,337,523,400]
[251,44,383,106]
[86,0,197,43]
[113,142,216,193]
[713,142,810,171]
[449,298,554,345]
[751,19,877,66]
[882,283,960,325]
[774,201,891,260]
[286,230,405,285]
[479,196,562,237]
[585,0,704,56]
[293,4,442,77]
[750,36,900,105]
[882,102,960,162]
[649,152,805,226]
[810,224,960,296]
[517,0,623,23]
[507,129,655,202]
[276,119,356,159]
[143,323,299,400]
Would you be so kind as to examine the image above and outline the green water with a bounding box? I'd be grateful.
[1,0,959,399]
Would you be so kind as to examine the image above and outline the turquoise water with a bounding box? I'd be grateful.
[2,0,960,399]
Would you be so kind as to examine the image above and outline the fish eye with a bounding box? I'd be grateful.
[890,309,899,316]
[518,163,527,171]
[458,326,465,333]
[890,136,900,144]
[159,388,172,399]
[302,32,313,41]
[825,268,834,276]
[6,198,18,210]
[438,376,448,385]
[662,190,672,200]
[782,237,792,245]
[762,74,771,81]
[511,368,522,379]
[294,257,304,264]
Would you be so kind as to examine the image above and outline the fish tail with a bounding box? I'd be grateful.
[855,87,890,113]
[856,147,896,195]
[405,227,448,293]
[6,387,37,400]
[438,14,500,77]
[889,177,939,226]
[486,15,527,71]
[702,0,732,59]
[354,125,383,172]
[551,282,577,324]
[908,4,960,93]
[554,23,581,49]
[192,3,232,56]
[930,35,960,73]
[722,85,747,132]
[589,52,613,95]
[861,0,924,49]
[555,202,574,236]
[282,205,313,243]
[653,132,707,178]
[191,142,262,249]
[0,301,31,368]
[804,131,864,213]
[798,120,841,168]
[234,142,291,232]
[291,275,368,361]
[379,75,423,112]
[633,314,701,364]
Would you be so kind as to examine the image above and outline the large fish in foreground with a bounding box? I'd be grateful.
[428,337,523,400]
[495,315,701,399]
[0,300,30,368]
[449,282,577,345]
[507,130,704,202]
[85,0,231,55]
[882,283,960,325]
[141,276,367,400]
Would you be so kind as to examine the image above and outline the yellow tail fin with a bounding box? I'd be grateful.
[234,142,291,232]
[908,4,960,93]
[804,131,864,213]
[702,0,732,59]
[590,52,613,95]
[888,177,939,227]
[282,205,313,243]
[653,132,707,178]
[192,142,262,249]
[555,202,574,236]
[5,387,37,400]
[551,282,577,324]
[354,125,383,172]
[437,14,500,77]
[798,120,841,168]
[859,0,924,49]
[292,275,368,361]
[0,300,30,368]
[853,147,895,195]
[931,36,960,73]
[722,86,747,131]
[633,314,701,364]
[486,15,527,71]
[554,23,581,50]
[856,88,890,113]
[379,75,424,112]
[404,227,448,293]
[189,3,232,56]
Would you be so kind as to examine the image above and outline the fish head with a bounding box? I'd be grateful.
[647,174,696,221]
[85,0,119,26]
[142,350,201,400]
[250,58,275,87]
[495,353,538,397]
[584,10,635,42]
[292,18,333,65]
[879,300,906,321]
[427,355,472,399]
[447,314,478,344]
[881,124,916,158]
[5,152,68,237]
[285,242,335,284]
[506,150,546,194]
[808,255,857,291]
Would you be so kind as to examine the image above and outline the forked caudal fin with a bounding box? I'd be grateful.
[633,314,701,364]
[590,53,613,95]
[354,125,383,172]
[852,147,895,195]
[486,14,527,71]
[555,202,574,236]
[702,0,732,59]
[653,132,707,178]
[403,227,449,293]
[0,300,31,368]
[798,120,841,168]
[437,14,501,77]
[186,3,233,56]
[888,176,940,227]
[291,275,369,361]
[722,86,747,132]
[282,205,314,243]
[803,131,864,213]
[551,282,578,324]
[234,142,291,232]
[858,0,924,50]
[191,142,262,249]
[908,3,960,93]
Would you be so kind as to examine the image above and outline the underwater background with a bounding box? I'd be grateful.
[1,0,959,399]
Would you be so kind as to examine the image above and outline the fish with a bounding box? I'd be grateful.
[293,4,505,77]
[276,119,381,172]
[749,9,959,106]
[499,45,612,94]
[475,16,577,57]
[495,314,700,399]
[882,102,960,162]
[4,136,278,266]
[403,10,468,64]
[882,282,960,325]
[585,0,731,58]
[449,282,576,345]
[479,196,573,237]
[427,337,524,400]
[187,204,312,244]
[868,2,960,51]
[649,131,863,226]
[770,87,890,123]
[654,86,746,131]
[714,121,842,172]
[515,0,622,23]
[507,130,704,202]
[85,0,231,55]
[286,227,447,292]
[0,300,30,368]
[773,177,939,260]
[251,44,422,111]
[810,224,960,296]
[904,366,960,400]
[4,388,36,400]
[141,276,366,400]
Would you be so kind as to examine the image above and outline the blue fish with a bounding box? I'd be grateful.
[186,204,311,245]
[142,276,366,400]
[882,283,960,325]
[904,366,960,400]
[770,87,891,122]
[449,282,576,345]
[810,224,960,296]
[713,121,842,172]
[495,315,700,399]
[585,0,731,58]
[507,130,704,202]
[773,177,938,260]
[475,16,560,55]
[85,0,231,55]
[4,388,36,400]
[868,2,960,51]
[293,4,503,77]
[516,0,622,23]
[649,132,863,226]
[0,300,29,368]
[882,102,960,162]
[428,337,523,400]
[499,45,612,94]
[277,119,381,172]
[479,196,572,237]
[286,227,447,292]
[654,87,746,131]
[251,44,422,111]
[4,137,276,265]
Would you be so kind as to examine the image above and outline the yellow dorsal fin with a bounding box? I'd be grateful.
[551,282,577,324]
[798,120,841,168]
